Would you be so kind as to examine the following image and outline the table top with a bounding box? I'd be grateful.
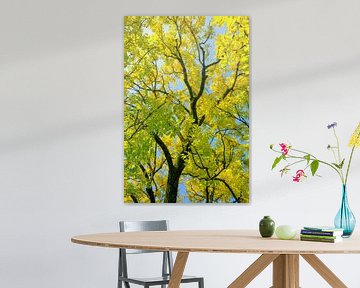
[71,230,360,254]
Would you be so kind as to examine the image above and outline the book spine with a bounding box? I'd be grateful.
[300,237,337,243]
[300,234,337,240]
[301,230,336,236]
[300,234,341,239]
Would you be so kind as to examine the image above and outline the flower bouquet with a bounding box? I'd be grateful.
[270,122,360,237]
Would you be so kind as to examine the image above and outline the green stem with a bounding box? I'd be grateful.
[284,159,306,169]
[345,145,356,185]
[330,148,337,164]
[291,148,317,159]
[332,128,345,181]
[282,147,344,183]
[333,128,342,163]
[281,153,343,183]
[271,148,349,184]
[345,130,360,185]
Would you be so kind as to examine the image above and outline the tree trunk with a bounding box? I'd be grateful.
[146,187,156,203]
[165,168,182,203]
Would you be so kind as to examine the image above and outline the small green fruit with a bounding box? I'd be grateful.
[275,225,297,240]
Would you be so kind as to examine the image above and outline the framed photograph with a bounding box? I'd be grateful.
[124,16,249,203]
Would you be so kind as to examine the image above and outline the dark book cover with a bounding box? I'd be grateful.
[300,229,342,237]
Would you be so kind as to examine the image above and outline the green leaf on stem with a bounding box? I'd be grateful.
[270,144,274,149]
[332,162,342,169]
[339,158,345,169]
[304,154,311,164]
[271,156,282,170]
[332,159,345,169]
[280,167,290,177]
[310,160,319,176]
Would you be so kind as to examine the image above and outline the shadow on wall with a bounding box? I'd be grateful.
[256,56,360,92]
[0,113,121,154]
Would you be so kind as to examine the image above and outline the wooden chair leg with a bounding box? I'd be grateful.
[168,252,189,288]
[228,254,279,288]
[301,254,347,288]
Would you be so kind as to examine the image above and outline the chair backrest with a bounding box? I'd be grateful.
[120,220,168,232]
[118,220,173,282]
[119,220,169,254]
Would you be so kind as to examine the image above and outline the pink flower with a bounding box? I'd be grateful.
[293,170,305,182]
[279,143,289,155]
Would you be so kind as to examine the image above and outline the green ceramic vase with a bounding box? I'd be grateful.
[259,216,275,238]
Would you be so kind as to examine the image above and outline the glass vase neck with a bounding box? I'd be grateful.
[342,185,348,203]
[335,184,356,237]
[342,184,347,194]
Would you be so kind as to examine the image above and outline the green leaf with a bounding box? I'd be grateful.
[280,167,290,177]
[339,158,345,169]
[310,160,319,176]
[269,144,274,149]
[304,154,311,164]
[271,156,282,170]
[332,159,345,169]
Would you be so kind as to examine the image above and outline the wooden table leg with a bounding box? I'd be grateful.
[228,254,279,288]
[272,254,299,288]
[168,252,189,288]
[287,255,299,287]
[301,254,347,288]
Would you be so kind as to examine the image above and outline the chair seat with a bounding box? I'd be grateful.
[119,275,203,286]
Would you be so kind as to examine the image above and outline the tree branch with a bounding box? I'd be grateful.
[139,163,156,203]
[130,195,139,203]
[153,133,175,170]
[214,178,240,203]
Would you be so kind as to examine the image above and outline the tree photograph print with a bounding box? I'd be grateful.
[124,16,250,203]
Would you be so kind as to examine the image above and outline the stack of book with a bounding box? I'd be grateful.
[300,226,344,243]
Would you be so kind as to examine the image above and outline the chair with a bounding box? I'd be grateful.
[118,220,204,288]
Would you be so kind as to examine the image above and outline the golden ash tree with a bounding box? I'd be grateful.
[124,16,250,203]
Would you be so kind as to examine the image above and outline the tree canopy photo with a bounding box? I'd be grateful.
[124,16,250,203]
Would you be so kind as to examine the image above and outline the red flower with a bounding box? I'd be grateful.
[293,170,305,182]
[279,143,289,155]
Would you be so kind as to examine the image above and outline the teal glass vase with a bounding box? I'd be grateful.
[334,185,356,237]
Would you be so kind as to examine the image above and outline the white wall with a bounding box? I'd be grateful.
[1,0,360,287]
